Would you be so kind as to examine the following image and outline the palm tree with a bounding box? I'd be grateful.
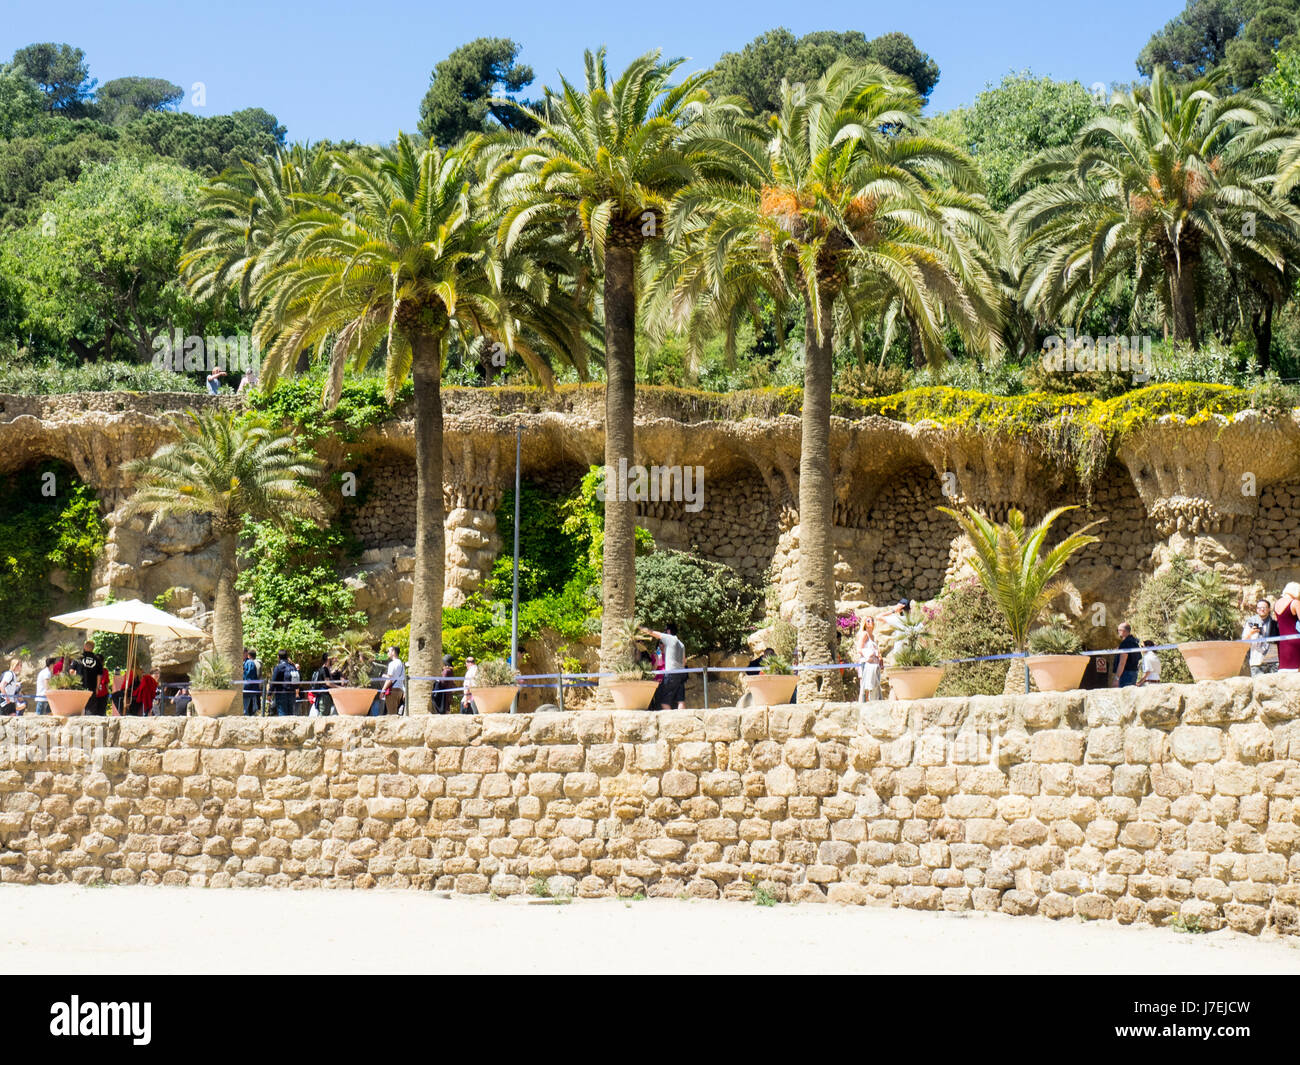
[122,409,323,667]
[1010,67,1300,349]
[246,133,587,710]
[488,47,710,673]
[657,61,1003,697]
[936,505,1101,690]
[181,143,339,310]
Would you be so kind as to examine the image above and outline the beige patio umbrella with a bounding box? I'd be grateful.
[49,599,209,699]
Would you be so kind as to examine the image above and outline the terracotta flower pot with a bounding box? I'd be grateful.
[468,685,519,714]
[1178,640,1249,682]
[1026,654,1090,692]
[190,689,240,717]
[884,666,945,701]
[739,673,798,706]
[331,686,377,716]
[46,689,90,717]
[606,680,659,710]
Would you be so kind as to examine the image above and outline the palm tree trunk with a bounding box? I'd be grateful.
[1169,258,1199,349]
[407,335,445,714]
[211,531,243,670]
[599,242,638,673]
[797,285,842,702]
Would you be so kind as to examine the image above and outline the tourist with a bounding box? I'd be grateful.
[310,654,337,716]
[432,655,455,714]
[1136,640,1162,686]
[172,684,191,716]
[380,646,405,715]
[746,648,773,675]
[130,669,158,716]
[1112,622,1139,687]
[74,641,108,714]
[206,367,227,394]
[111,668,135,715]
[643,623,687,710]
[270,650,296,716]
[242,648,262,716]
[0,661,24,714]
[1244,599,1279,676]
[854,615,883,702]
[34,657,53,715]
[1275,582,1300,672]
[461,656,479,714]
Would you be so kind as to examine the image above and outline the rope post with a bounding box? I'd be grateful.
[701,666,709,710]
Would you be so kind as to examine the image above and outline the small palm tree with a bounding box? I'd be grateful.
[659,60,1003,696]
[936,505,1102,687]
[122,409,324,667]
[488,47,711,673]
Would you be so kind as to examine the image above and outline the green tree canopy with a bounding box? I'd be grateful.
[956,71,1099,211]
[711,27,939,113]
[418,37,537,145]
[126,107,287,173]
[0,157,205,360]
[97,76,183,125]
[1137,0,1300,87]
[0,65,45,138]
[11,42,96,115]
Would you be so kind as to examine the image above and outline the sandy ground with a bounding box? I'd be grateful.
[2,884,1298,974]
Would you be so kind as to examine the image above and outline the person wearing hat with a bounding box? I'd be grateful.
[462,656,478,714]
[1275,583,1300,672]
[432,654,455,715]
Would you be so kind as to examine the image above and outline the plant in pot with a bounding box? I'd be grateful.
[1025,614,1090,692]
[189,651,239,717]
[330,630,378,716]
[884,609,945,700]
[1173,571,1248,681]
[604,616,660,710]
[740,618,799,706]
[47,643,91,716]
[937,504,1102,694]
[466,656,520,714]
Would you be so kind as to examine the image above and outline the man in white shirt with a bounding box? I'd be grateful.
[380,646,406,715]
[35,657,54,715]
[1137,640,1162,686]
[643,624,687,710]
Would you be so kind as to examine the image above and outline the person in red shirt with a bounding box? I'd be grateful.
[131,670,159,716]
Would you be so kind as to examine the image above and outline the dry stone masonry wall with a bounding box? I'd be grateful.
[3,675,1300,936]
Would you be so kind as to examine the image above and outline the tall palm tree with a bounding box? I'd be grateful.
[936,505,1101,690]
[1010,67,1300,348]
[122,410,323,667]
[246,133,587,710]
[488,47,710,672]
[657,60,1003,698]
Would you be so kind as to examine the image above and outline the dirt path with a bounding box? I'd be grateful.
[2,884,1296,974]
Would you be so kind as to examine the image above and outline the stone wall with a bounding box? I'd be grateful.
[3,675,1300,936]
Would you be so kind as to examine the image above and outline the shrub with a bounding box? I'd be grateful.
[0,463,105,642]
[190,651,233,690]
[332,630,376,687]
[1027,617,1083,655]
[472,657,518,687]
[1127,555,1196,683]
[634,550,763,656]
[1172,571,1239,642]
[931,579,1016,696]
[889,608,940,667]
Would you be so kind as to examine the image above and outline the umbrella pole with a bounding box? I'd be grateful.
[125,624,137,715]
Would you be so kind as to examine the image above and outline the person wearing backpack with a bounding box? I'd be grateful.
[271,651,296,717]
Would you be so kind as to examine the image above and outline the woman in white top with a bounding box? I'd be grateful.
[854,616,883,702]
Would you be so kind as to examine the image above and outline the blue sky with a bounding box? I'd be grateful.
[5,0,1181,142]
